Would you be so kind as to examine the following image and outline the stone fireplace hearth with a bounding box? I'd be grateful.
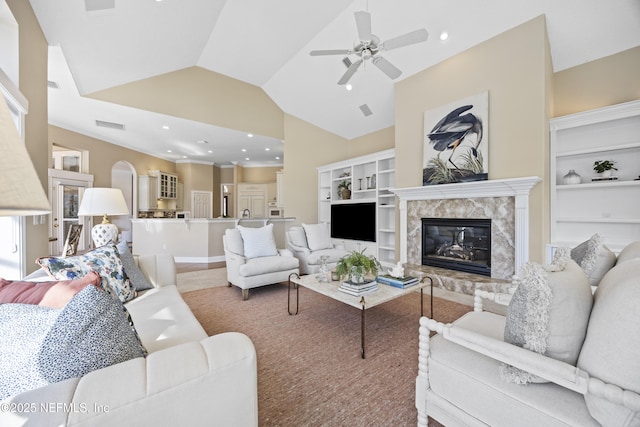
[392,177,540,281]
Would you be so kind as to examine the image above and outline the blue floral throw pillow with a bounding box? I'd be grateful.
[37,242,136,303]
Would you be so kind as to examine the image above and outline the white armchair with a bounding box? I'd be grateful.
[223,225,299,300]
[285,224,349,275]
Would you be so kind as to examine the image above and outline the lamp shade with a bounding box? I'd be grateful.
[0,97,51,216]
[78,188,129,218]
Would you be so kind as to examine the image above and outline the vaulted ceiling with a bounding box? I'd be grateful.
[29,0,640,166]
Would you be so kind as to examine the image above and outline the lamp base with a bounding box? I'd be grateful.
[91,223,119,247]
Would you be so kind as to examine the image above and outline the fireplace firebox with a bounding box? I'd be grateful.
[421,218,491,276]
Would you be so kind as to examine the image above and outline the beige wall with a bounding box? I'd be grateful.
[8,0,49,272]
[175,161,214,213]
[88,66,285,140]
[395,15,552,262]
[49,125,176,187]
[553,46,640,117]
[240,166,280,183]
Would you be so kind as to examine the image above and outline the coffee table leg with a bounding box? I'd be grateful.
[287,273,300,315]
[360,296,366,359]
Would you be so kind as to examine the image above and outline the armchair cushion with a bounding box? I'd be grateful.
[570,234,617,286]
[238,224,278,259]
[302,223,332,251]
[288,226,309,248]
[239,255,299,277]
[577,259,640,426]
[502,253,592,384]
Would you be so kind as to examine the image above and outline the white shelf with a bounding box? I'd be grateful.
[317,148,396,265]
[550,100,640,253]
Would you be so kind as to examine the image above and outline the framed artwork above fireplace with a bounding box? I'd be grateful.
[423,91,489,185]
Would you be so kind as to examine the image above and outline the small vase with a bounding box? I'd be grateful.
[599,170,612,178]
[562,169,581,184]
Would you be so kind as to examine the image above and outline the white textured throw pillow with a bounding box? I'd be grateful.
[302,223,333,251]
[570,233,617,286]
[238,224,278,259]
[501,249,592,384]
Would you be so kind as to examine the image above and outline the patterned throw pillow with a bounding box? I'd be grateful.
[570,234,617,286]
[0,285,146,400]
[37,242,137,303]
[0,271,101,308]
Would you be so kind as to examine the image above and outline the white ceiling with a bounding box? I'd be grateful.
[29,0,640,167]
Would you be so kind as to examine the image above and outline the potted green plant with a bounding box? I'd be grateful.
[334,248,382,284]
[337,180,351,200]
[593,160,618,178]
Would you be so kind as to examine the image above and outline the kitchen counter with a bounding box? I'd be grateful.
[131,217,296,262]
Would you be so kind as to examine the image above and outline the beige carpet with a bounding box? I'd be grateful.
[176,268,229,293]
[182,280,471,427]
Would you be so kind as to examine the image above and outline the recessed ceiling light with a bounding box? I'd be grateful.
[346,84,353,91]
[182,155,187,159]
[247,133,253,138]
[440,31,449,41]
[265,148,270,151]
[242,148,247,152]
[196,140,208,144]
[275,156,280,160]
[166,150,172,153]
[162,125,170,130]
[245,157,250,160]
[208,150,213,153]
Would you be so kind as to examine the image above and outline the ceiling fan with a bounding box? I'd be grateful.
[310,11,428,85]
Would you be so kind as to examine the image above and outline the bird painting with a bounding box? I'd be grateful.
[423,92,489,185]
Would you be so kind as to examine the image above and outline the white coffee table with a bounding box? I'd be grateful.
[287,273,433,358]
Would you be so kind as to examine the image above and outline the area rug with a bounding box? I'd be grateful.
[182,282,471,426]
[176,268,228,293]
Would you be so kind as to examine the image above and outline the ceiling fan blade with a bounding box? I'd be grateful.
[372,56,402,80]
[381,28,428,51]
[338,59,363,85]
[310,49,351,56]
[354,11,372,42]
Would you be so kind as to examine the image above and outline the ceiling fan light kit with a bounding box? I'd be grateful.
[310,10,428,85]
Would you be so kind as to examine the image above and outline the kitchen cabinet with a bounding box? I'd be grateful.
[237,183,267,218]
[138,175,158,212]
[148,170,177,199]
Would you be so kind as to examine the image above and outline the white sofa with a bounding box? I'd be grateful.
[0,254,258,427]
[417,240,640,427]
[286,224,348,275]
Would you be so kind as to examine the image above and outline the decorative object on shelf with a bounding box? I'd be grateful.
[593,160,617,178]
[339,171,351,177]
[315,255,330,283]
[366,176,371,189]
[358,178,363,191]
[337,180,351,200]
[78,188,130,247]
[370,173,376,189]
[335,248,382,284]
[423,91,489,185]
[562,169,582,184]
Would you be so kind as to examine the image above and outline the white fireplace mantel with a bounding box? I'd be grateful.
[391,176,541,274]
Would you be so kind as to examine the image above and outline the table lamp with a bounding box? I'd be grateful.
[0,97,51,216]
[78,188,129,247]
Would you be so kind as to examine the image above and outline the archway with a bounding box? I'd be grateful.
[111,161,137,243]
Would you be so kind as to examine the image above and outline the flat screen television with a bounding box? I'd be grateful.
[330,202,376,242]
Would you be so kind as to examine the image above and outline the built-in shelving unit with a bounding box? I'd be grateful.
[318,149,396,266]
[549,100,640,258]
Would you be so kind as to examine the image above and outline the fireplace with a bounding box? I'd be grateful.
[422,218,491,276]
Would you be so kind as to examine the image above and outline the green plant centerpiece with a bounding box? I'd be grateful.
[334,248,381,284]
[593,160,617,174]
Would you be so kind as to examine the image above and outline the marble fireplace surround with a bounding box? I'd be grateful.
[391,177,541,281]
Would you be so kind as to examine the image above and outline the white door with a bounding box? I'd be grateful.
[192,191,212,218]
[48,171,93,255]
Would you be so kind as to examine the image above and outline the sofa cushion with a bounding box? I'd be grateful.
[577,259,640,426]
[238,224,278,258]
[37,242,136,303]
[502,251,592,384]
[302,223,332,251]
[616,240,640,265]
[307,248,349,265]
[238,255,299,277]
[288,227,309,248]
[0,285,145,400]
[570,234,617,286]
[116,241,153,291]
